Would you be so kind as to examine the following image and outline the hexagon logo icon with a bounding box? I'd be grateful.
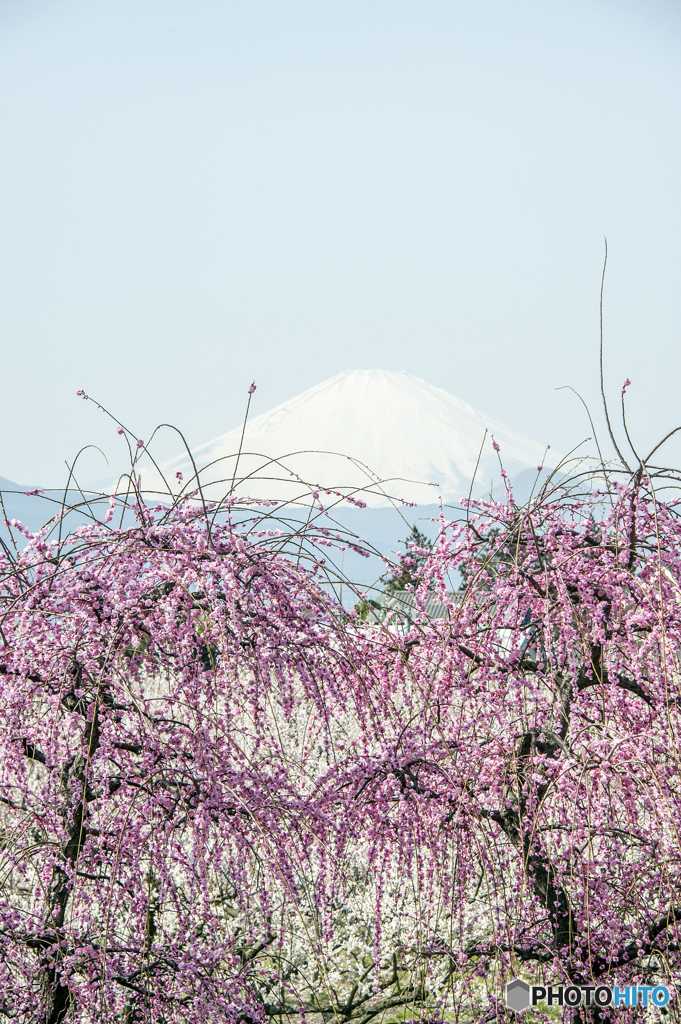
[506,979,531,1012]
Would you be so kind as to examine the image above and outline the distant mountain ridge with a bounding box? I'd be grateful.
[147,369,555,508]
[0,478,104,546]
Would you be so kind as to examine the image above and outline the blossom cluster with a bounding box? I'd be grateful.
[1,482,680,1022]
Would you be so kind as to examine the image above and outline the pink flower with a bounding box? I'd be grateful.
[136,439,144,449]
[3,471,679,1013]
[537,465,543,472]
[76,389,85,397]
[116,427,124,435]
[492,438,500,452]
[622,377,632,395]
[249,382,257,394]
[176,471,183,482]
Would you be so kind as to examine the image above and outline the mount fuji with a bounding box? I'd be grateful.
[148,369,556,508]
[2,372,560,587]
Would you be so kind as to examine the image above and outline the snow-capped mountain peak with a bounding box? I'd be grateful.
[148,369,554,508]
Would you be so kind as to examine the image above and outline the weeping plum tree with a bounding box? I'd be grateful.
[1,463,681,1023]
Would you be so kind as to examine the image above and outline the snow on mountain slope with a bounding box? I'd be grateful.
[143,369,556,508]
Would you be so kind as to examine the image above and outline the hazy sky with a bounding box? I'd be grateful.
[1,0,679,487]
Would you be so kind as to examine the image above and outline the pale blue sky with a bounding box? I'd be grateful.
[1,0,679,486]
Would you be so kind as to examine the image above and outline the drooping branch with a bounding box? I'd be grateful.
[591,906,681,978]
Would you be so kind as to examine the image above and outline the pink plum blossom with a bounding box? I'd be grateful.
[0,476,680,1021]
